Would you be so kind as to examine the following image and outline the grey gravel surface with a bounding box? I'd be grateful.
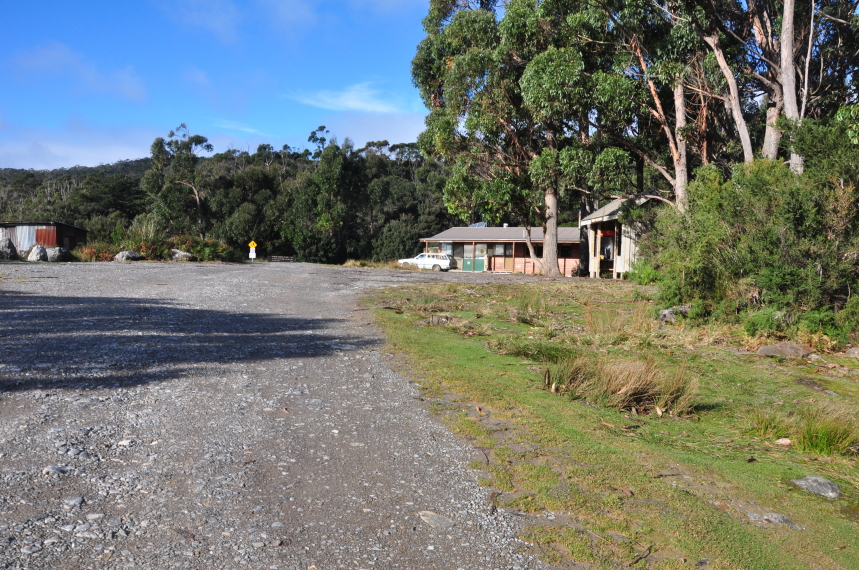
[0,262,549,570]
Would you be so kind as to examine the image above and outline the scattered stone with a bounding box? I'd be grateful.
[758,512,794,525]
[170,249,196,261]
[28,245,48,262]
[756,342,812,359]
[42,464,68,475]
[46,247,73,262]
[774,438,792,446]
[810,354,826,362]
[845,347,859,358]
[114,250,143,262]
[63,496,85,509]
[252,541,265,549]
[21,545,42,555]
[86,513,104,521]
[792,475,840,498]
[418,511,455,529]
[658,305,691,324]
[0,237,17,260]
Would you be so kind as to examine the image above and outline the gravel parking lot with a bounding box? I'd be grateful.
[0,262,548,570]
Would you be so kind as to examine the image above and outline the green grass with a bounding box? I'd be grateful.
[367,280,859,569]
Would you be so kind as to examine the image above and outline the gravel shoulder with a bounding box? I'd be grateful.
[0,262,547,570]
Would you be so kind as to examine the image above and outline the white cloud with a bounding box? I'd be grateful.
[213,119,273,137]
[293,83,403,114]
[165,0,243,43]
[324,111,427,146]
[255,0,318,31]
[0,119,159,170]
[6,42,146,102]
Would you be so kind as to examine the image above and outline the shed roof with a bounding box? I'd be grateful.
[422,226,580,242]
[581,196,651,224]
[0,221,88,232]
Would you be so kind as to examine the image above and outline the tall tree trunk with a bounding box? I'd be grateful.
[761,89,784,159]
[699,31,755,163]
[781,0,804,173]
[542,189,561,277]
[673,82,689,211]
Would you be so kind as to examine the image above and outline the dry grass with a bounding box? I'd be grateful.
[548,353,697,415]
[343,259,405,269]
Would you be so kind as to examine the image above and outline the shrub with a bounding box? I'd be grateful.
[627,259,660,285]
[74,243,122,262]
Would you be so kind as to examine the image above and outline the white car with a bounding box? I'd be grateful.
[398,253,457,271]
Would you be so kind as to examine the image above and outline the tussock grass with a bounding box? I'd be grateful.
[746,402,859,456]
[514,288,549,324]
[549,353,697,415]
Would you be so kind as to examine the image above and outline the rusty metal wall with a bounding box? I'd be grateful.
[35,226,57,246]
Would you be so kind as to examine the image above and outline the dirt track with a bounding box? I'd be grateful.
[0,262,547,570]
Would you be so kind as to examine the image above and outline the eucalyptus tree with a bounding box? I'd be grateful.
[414,0,642,276]
[142,124,214,237]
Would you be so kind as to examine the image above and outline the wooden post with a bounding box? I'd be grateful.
[594,226,602,279]
[471,241,475,272]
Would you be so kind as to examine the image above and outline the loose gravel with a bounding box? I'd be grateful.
[0,262,548,570]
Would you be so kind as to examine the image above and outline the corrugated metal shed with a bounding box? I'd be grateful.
[421,226,580,242]
[0,221,88,251]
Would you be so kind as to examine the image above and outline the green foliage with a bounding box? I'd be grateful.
[836,104,859,145]
[646,121,859,326]
[626,259,660,285]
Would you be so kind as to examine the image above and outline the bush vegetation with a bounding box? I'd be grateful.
[639,119,859,346]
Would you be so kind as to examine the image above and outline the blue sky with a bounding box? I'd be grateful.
[0,1,430,169]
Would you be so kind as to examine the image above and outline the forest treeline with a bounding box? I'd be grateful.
[0,127,465,263]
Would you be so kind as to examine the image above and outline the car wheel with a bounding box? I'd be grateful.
[432,264,441,272]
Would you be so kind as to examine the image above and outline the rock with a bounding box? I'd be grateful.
[63,496,85,509]
[170,249,196,261]
[774,438,792,446]
[810,354,825,362]
[756,342,812,359]
[418,511,455,529]
[791,475,840,498]
[42,464,68,475]
[28,245,48,262]
[658,305,691,323]
[0,237,17,260]
[845,347,859,358]
[114,250,143,262]
[252,541,265,548]
[21,545,42,555]
[46,247,73,262]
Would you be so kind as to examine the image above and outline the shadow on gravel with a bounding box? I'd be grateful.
[0,290,378,392]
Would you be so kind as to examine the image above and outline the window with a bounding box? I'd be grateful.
[494,244,505,256]
[453,244,464,259]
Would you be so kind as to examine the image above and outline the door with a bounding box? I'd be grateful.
[475,243,487,272]
[503,244,513,270]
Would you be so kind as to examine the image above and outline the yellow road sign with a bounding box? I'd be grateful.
[248,241,257,248]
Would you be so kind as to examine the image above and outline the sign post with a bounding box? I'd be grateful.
[248,240,257,262]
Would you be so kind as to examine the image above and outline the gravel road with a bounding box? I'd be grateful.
[0,262,548,570]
